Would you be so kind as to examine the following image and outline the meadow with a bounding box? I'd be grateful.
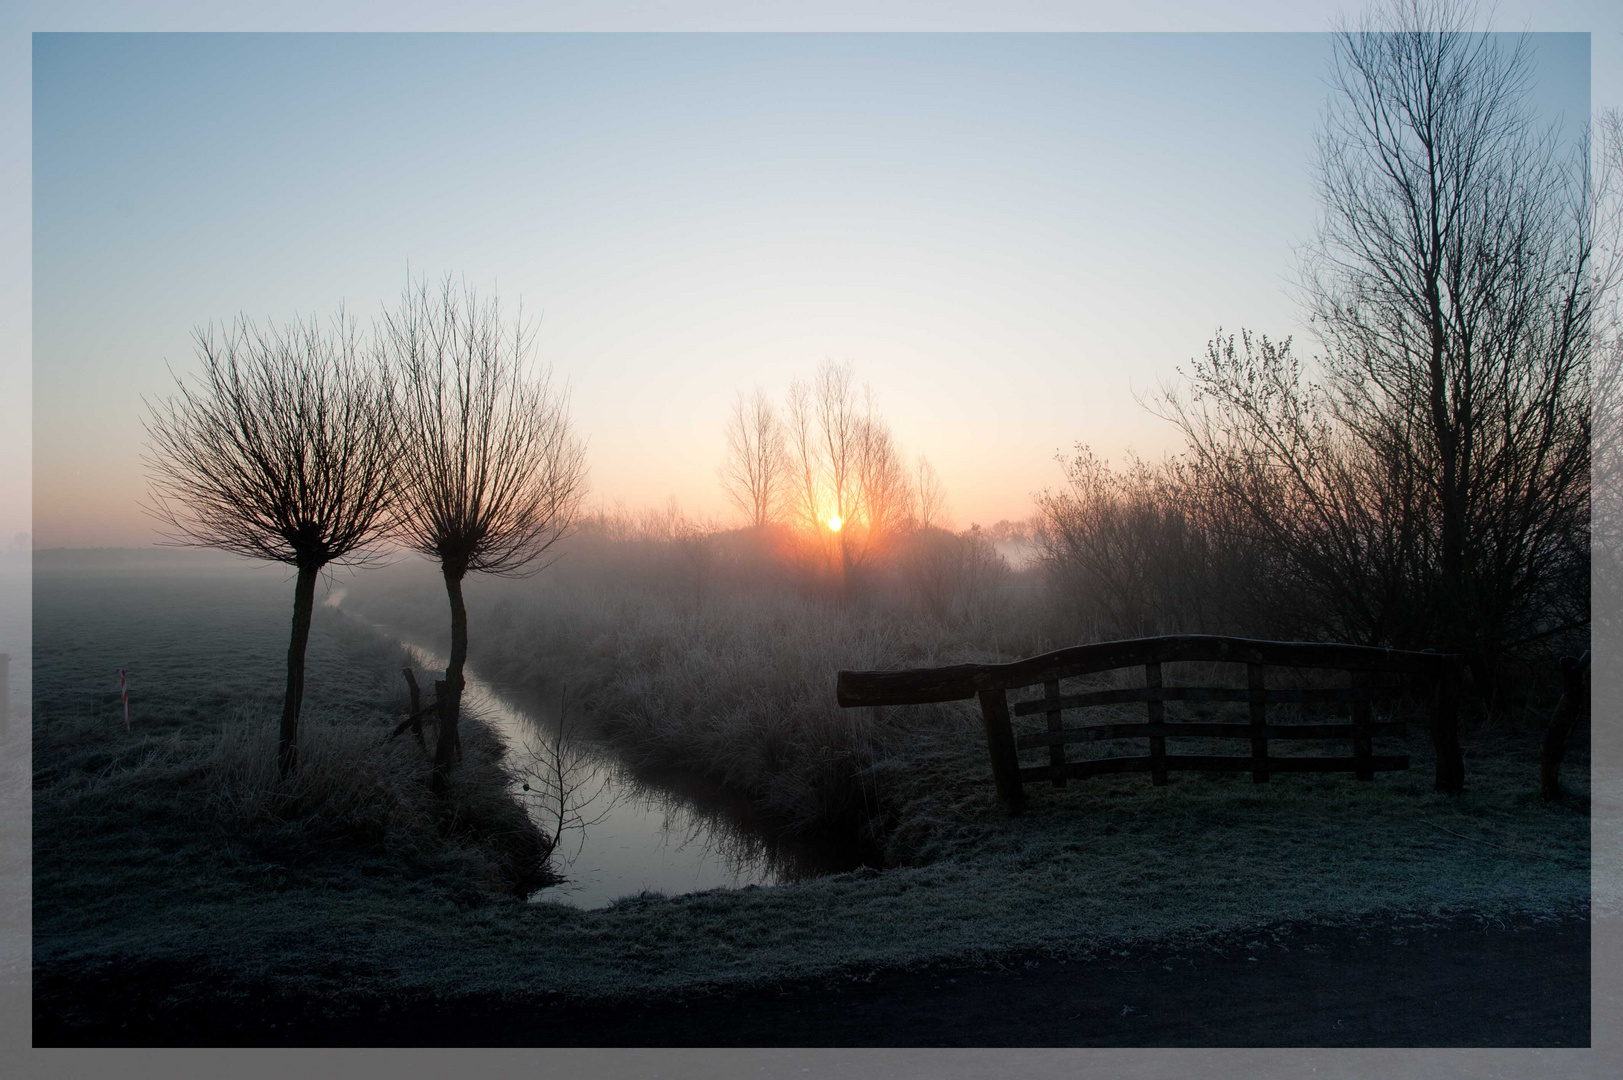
[89,524,1569,1002]
[26,533,1595,1041]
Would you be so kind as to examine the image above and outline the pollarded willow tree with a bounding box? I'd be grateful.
[144,312,401,777]
[382,276,588,793]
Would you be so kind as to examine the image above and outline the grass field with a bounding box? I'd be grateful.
[29,548,1592,1027]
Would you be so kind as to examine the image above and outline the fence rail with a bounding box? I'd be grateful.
[1014,719,1409,749]
[836,634,1464,814]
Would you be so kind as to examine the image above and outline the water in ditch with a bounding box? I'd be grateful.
[326,590,873,908]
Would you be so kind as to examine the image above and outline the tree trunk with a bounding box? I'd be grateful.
[431,565,469,794]
[1540,652,1590,801]
[279,563,320,778]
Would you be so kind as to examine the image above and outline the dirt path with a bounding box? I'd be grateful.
[35,911,1588,1047]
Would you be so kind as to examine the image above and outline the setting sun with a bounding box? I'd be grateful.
[826,514,843,532]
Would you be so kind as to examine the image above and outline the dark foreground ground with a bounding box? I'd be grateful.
[35,910,1588,1047]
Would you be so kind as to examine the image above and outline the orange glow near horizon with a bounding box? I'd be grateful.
[826,514,843,533]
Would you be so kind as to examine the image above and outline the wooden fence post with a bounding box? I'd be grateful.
[838,635,1459,802]
[1146,662,1168,786]
[1351,671,1373,782]
[977,688,1026,815]
[1431,659,1465,795]
[1044,679,1066,788]
[402,667,427,752]
[1247,662,1269,783]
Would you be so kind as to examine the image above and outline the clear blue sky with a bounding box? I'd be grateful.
[12,5,1610,545]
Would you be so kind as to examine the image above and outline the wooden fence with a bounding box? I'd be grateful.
[836,634,1465,815]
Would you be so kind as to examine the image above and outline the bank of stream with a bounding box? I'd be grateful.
[327,590,877,907]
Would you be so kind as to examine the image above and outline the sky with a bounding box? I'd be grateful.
[12,3,1617,548]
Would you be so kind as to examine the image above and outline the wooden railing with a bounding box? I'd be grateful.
[836,634,1465,815]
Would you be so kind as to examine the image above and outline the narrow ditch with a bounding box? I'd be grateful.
[328,589,873,907]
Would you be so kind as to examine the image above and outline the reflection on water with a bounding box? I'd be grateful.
[326,589,871,907]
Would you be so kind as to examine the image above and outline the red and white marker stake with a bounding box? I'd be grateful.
[117,668,129,730]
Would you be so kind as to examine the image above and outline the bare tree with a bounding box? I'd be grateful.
[1155,2,1595,710]
[813,361,864,533]
[773,361,942,595]
[1152,334,1424,643]
[851,411,908,554]
[1307,0,1593,681]
[784,378,827,535]
[1594,109,1623,666]
[912,454,949,532]
[144,311,400,777]
[782,363,910,585]
[382,276,588,792]
[719,388,784,529]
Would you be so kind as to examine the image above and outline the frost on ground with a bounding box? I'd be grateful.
[29,550,1593,1013]
[304,545,1595,1005]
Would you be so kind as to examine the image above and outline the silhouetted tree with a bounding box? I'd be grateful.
[719,388,785,529]
[911,455,949,531]
[781,361,919,590]
[144,312,400,777]
[784,377,829,536]
[1309,0,1592,679]
[1158,1,1596,701]
[382,276,588,792]
[785,361,863,537]
[854,392,913,547]
[1593,109,1623,665]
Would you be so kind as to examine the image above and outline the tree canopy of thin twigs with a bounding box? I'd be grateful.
[779,362,921,589]
[1152,0,1596,709]
[719,388,786,529]
[1035,446,1241,639]
[381,275,588,792]
[143,311,401,776]
[912,455,949,532]
[1593,109,1623,658]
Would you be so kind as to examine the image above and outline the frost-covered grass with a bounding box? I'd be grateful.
[0,560,28,998]
[32,556,551,933]
[342,531,1055,843]
[342,530,1589,868]
[34,727,1590,1010]
[33,547,1591,1018]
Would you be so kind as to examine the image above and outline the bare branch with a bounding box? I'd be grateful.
[719,388,786,529]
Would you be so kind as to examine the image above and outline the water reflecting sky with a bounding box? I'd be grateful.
[331,591,864,907]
